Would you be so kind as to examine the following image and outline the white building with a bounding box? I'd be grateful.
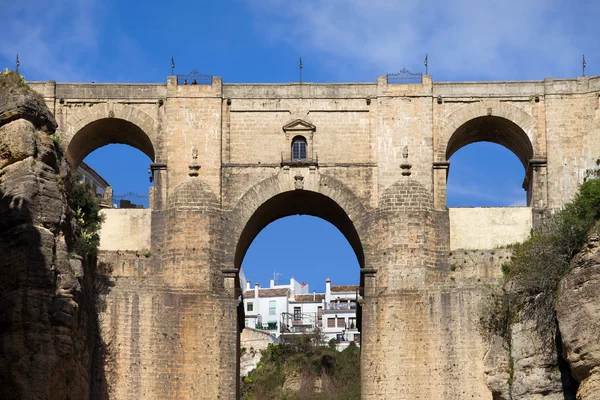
[77,161,112,208]
[242,277,360,349]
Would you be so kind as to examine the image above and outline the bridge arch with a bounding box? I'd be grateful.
[435,101,545,208]
[439,101,539,163]
[63,103,157,167]
[230,172,368,271]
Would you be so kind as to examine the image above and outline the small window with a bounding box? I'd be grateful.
[291,136,307,160]
[247,302,253,312]
[269,300,276,315]
[294,307,301,321]
[337,317,345,328]
[327,318,336,328]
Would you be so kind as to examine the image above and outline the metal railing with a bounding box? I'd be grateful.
[280,312,319,333]
[281,151,318,166]
[177,69,212,85]
[324,302,357,311]
[387,68,422,84]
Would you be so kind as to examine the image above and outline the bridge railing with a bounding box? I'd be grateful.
[177,69,212,85]
[387,68,422,84]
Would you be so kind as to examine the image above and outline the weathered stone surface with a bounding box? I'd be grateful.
[557,230,600,400]
[0,119,37,168]
[240,328,272,378]
[483,334,511,399]
[0,73,56,131]
[0,74,93,400]
[510,318,564,399]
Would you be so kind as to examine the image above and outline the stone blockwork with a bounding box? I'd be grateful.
[20,73,600,399]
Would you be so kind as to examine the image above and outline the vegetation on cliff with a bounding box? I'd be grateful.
[483,176,600,342]
[242,336,360,400]
[71,178,104,258]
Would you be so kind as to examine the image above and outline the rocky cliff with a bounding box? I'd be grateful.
[556,228,600,400]
[484,223,600,400]
[0,72,95,399]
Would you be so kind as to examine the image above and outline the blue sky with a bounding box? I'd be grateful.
[2,0,598,292]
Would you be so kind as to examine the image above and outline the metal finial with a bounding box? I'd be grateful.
[171,56,175,76]
[424,54,428,75]
[15,54,20,73]
[583,54,586,77]
[299,57,303,83]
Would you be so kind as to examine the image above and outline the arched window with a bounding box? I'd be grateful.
[291,136,307,160]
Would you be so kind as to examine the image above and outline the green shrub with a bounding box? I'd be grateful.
[241,335,360,399]
[72,177,104,258]
[486,178,600,343]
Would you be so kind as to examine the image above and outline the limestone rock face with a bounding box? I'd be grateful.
[483,321,565,400]
[0,72,94,400]
[0,73,56,132]
[483,334,511,399]
[556,230,600,400]
[509,319,564,400]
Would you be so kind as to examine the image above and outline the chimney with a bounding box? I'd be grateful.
[325,278,331,303]
[290,277,296,294]
[246,280,251,291]
[270,279,275,288]
[254,283,259,300]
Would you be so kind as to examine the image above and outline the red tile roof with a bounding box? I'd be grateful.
[293,294,325,303]
[331,285,359,293]
[243,288,289,298]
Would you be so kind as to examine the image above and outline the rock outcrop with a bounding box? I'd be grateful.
[0,72,94,399]
[556,228,600,400]
[484,320,566,400]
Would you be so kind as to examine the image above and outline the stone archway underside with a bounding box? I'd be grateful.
[234,189,365,271]
[446,115,534,168]
[67,117,155,167]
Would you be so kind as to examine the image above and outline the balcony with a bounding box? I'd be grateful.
[281,152,318,167]
[324,302,357,311]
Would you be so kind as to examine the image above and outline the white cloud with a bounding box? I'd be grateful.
[0,0,108,81]
[247,0,597,81]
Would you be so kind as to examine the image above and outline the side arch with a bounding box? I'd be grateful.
[62,103,157,167]
[229,171,369,271]
[438,101,541,164]
[435,101,547,209]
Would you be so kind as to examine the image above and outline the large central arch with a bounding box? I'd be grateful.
[230,172,369,272]
[234,189,365,271]
[230,172,368,397]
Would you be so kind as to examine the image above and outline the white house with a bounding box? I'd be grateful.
[322,279,360,348]
[242,277,360,349]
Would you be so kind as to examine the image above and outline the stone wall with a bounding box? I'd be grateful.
[239,328,273,378]
[99,209,151,251]
[449,207,533,250]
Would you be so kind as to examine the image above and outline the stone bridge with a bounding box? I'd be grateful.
[29,74,600,399]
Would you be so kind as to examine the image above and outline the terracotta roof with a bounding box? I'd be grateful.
[293,294,325,303]
[243,288,289,298]
[331,285,359,293]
